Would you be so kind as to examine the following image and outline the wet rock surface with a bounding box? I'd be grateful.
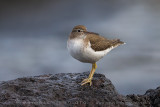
[0,72,159,107]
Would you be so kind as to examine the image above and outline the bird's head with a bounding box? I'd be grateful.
[72,25,87,33]
[70,25,87,39]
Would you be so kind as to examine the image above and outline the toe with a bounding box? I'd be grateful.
[89,81,92,86]
[80,78,92,86]
[81,78,88,83]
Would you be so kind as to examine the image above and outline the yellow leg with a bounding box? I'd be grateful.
[81,63,97,86]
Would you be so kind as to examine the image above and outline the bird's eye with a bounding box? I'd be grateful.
[77,29,81,32]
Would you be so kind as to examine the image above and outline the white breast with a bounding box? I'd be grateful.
[67,38,84,61]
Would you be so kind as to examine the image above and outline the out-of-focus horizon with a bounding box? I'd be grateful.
[0,0,160,95]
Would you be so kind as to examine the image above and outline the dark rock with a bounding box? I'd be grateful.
[126,94,151,107]
[126,87,160,107]
[126,86,160,107]
[145,87,160,107]
[0,72,159,107]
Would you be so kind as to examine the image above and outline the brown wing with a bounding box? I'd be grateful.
[85,32,124,51]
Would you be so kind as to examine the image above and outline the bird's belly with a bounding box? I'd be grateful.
[67,39,111,63]
[83,44,114,63]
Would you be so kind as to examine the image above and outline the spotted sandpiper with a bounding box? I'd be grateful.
[67,25,124,86]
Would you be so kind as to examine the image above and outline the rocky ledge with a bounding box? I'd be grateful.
[0,72,159,107]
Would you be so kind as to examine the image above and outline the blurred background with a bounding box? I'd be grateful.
[0,0,160,95]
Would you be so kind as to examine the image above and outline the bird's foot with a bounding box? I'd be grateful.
[81,78,92,86]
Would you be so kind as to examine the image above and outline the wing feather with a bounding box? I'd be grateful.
[85,32,124,51]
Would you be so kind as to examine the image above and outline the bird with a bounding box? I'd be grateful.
[67,25,124,86]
